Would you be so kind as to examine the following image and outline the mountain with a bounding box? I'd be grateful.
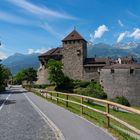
[2,53,40,75]
[87,42,140,62]
[2,42,140,75]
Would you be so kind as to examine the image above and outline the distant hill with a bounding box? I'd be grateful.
[2,53,40,75]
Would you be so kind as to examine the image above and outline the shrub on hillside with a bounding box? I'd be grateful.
[56,76,74,92]
[111,96,130,107]
[74,82,107,99]
[73,80,90,88]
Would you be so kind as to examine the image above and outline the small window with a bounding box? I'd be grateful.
[130,68,134,74]
[77,50,81,55]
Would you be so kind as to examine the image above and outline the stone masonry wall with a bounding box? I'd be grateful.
[36,66,50,85]
[83,67,100,81]
[62,41,86,80]
[100,68,140,106]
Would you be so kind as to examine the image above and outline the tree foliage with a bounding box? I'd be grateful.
[0,64,11,91]
[15,69,26,84]
[46,59,64,86]
[15,67,37,84]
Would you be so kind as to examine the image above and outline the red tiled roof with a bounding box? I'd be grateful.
[62,29,87,42]
[39,48,62,57]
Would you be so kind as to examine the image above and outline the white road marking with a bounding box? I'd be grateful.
[23,93,65,140]
[0,94,11,111]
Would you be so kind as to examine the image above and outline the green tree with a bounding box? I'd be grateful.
[15,69,26,84]
[15,68,37,85]
[24,68,37,84]
[0,63,11,91]
[46,59,64,86]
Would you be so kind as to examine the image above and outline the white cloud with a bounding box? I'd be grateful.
[118,20,124,27]
[94,25,109,39]
[89,25,108,43]
[127,10,139,19]
[0,10,31,25]
[93,25,109,41]
[117,31,128,43]
[89,33,94,43]
[0,10,63,38]
[0,51,7,59]
[40,23,63,38]
[7,0,75,20]
[28,48,51,54]
[129,28,140,39]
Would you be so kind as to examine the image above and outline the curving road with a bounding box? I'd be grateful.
[0,86,115,140]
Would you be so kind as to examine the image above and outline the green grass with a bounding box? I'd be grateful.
[133,107,140,110]
[29,88,139,140]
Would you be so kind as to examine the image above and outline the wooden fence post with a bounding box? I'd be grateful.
[57,92,59,103]
[50,92,52,100]
[106,103,110,127]
[66,94,69,107]
[81,97,83,115]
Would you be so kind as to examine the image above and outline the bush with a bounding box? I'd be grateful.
[0,85,5,92]
[22,84,54,89]
[32,84,48,89]
[74,84,107,99]
[73,80,90,88]
[57,76,74,92]
[111,96,130,107]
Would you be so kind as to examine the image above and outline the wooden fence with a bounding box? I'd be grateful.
[34,89,140,136]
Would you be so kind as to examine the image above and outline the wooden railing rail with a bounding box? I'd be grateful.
[34,89,140,135]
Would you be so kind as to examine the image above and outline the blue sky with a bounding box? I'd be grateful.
[0,0,140,59]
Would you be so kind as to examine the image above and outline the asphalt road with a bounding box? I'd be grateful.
[0,86,115,140]
[0,86,56,140]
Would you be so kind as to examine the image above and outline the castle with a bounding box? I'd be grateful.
[37,29,140,106]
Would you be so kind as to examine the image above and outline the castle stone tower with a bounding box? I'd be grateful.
[62,29,87,80]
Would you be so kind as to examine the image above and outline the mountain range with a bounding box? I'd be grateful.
[2,42,140,75]
[88,42,140,61]
[2,53,40,75]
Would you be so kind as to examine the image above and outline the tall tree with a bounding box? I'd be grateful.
[46,59,64,86]
[15,68,37,85]
[24,68,37,84]
[0,64,11,91]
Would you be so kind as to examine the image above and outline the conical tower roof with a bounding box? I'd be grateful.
[62,29,87,42]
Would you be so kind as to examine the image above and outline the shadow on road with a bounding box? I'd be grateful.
[0,90,28,95]
[0,99,16,105]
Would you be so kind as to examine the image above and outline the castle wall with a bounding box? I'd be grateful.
[62,41,86,80]
[36,66,50,85]
[83,67,100,81]
[100,68,140,106]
